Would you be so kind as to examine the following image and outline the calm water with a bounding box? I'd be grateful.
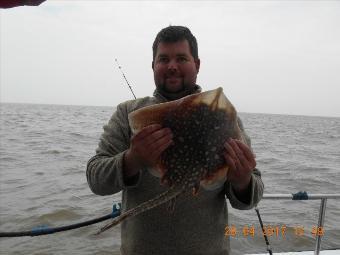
[0,103,339,254]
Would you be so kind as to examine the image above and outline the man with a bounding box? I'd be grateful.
[87,26,263,255]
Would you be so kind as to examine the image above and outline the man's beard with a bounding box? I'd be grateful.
[156,82,198,101]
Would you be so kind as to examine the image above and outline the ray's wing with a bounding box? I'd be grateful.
[188,87,244,190]
[128,88,244,190]
[128,98,181,178]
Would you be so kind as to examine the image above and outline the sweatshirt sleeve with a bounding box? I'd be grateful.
[225,116,264,209]
[86,103,142,195]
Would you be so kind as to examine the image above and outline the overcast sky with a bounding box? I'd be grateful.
[1,1,339,117]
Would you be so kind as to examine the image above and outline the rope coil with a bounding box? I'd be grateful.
[292,191,309,200]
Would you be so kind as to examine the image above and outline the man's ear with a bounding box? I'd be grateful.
[195,58,200,73]
[152,61,154,70]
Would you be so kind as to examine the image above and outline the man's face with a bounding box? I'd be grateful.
[152,40,200,99]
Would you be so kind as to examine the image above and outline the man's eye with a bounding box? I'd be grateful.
[178,57,188,63]
[158,57,169,63]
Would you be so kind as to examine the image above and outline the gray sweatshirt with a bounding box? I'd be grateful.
[86,86,264,255]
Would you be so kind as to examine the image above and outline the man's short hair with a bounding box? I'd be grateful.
[152,26,199,60]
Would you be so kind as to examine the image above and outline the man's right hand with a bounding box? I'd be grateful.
[123,124,173,178]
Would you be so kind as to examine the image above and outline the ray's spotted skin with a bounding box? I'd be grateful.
[97,87,244,235]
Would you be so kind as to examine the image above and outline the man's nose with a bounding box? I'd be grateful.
[167,60,178,71]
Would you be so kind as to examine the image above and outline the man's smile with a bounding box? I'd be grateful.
[166,77,181,81]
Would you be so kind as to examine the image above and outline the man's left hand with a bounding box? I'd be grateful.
[223,138,256,192]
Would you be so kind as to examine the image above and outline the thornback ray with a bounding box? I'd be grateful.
[96,87,245,235]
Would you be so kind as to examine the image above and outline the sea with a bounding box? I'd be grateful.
[0,103,339,255]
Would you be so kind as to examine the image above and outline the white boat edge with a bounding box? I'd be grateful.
[245,250,340,255]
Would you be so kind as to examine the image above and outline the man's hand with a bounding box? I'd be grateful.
[223,138,256,192]
[124,124,173,178]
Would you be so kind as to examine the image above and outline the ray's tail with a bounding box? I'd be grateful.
[96,187,183,235]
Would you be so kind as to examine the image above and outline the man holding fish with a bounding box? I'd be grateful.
[87,25,263,255]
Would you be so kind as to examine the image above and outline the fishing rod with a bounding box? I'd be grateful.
[115,58,137,99]
[255,206,273,255]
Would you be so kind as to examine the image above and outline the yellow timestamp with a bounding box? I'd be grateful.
[224,225,325,238]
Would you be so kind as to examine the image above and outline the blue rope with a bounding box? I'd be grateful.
[31,225,54,235]
[111,203,121,218]
[292,191,309,200]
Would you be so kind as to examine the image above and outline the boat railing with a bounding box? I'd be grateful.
[259,193,340,255]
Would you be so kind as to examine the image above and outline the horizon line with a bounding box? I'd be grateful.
[1,101,339,119]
